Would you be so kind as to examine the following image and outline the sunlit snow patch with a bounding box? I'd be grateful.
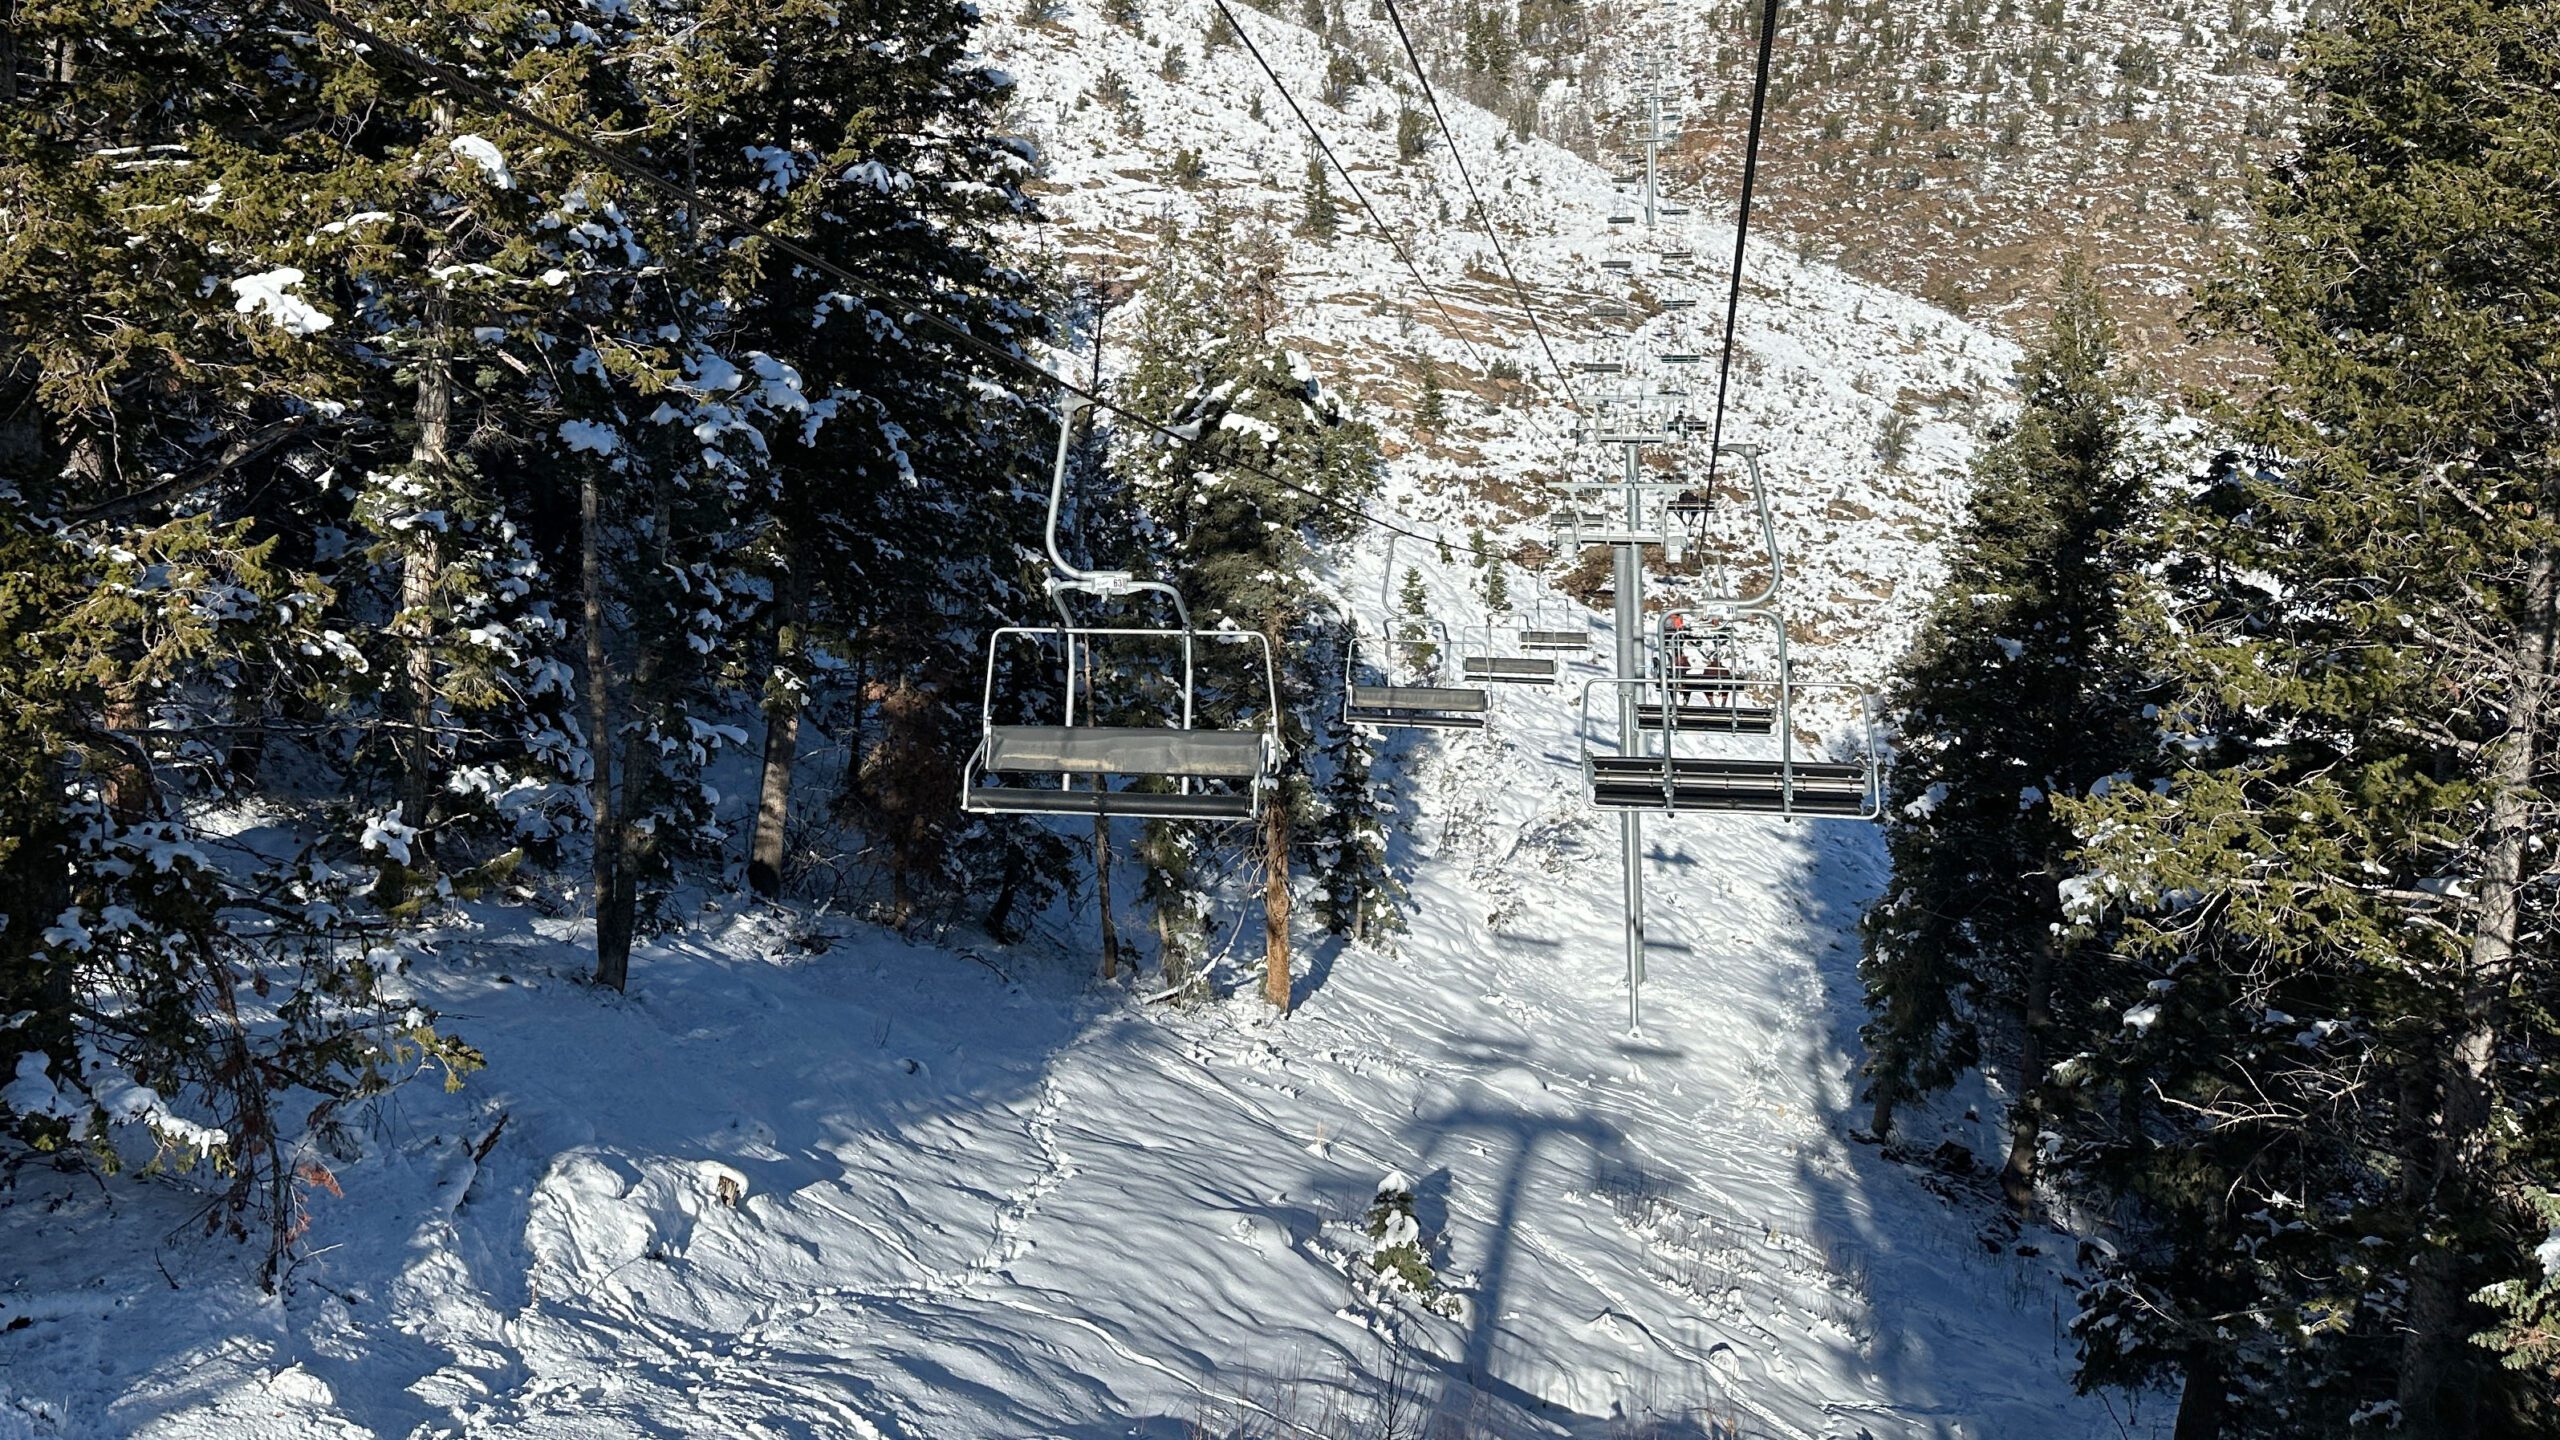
[450,134,516,189]
[228,268,334,336]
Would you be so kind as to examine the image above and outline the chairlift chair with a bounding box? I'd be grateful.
[1458,621,1560,686]
[1583,668,1876,816]
[964,398,1281,822]
[1573,448,1881,819]
[1660,298,1697,311]
[1341,537,1491,731]
[1600,258,1635,273]
[1345,619,1489,730]
[1518,590,1592,656]
[1637,612,1772,734]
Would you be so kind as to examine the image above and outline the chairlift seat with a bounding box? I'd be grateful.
[968,786,1257,820]
[1588,756,1870,816]
[1461,655,1558,684]
[984,725,1267,780]
[1600,259,1635,271]
[1631,702,1777,734]
[1346,683,1490,730]
[1520,629,1589,652]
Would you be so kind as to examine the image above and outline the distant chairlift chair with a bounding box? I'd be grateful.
[963,397,1281,822]
[1576,446,1880,819]
[1518,590,1591,657]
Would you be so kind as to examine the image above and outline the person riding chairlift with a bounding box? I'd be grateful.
[1665,613,1734,710]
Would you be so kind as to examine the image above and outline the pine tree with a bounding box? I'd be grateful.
[2054,4,2560,1430]
[1300,157,1343,241]
[1113,216,1380,1007]
[1856,262,2160,1216]
[1397,567,1437,673]
[1396,107,1430,162]
[1414,365,1448,431]
[1311,654,1403,941]
[1483,560,1511,614]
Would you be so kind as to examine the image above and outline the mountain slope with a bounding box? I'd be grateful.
[0,7,2134,1439]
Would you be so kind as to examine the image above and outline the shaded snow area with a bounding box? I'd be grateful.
[1,643,2117,1439]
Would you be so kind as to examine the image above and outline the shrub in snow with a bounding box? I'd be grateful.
[1357,1172,1458,1318]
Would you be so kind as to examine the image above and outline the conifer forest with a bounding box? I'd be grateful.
[1,0,2554,1435]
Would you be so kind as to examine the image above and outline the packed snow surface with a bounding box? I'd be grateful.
[2,637,2115,1437]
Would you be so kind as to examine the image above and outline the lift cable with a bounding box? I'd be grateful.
[1704,0,1783,485]
[1376,0,1583,416]
[1200,0,1581,431]
[265,0,1527,567]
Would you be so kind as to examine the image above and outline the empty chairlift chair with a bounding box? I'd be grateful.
[1459,621,1559,687]
[1518,592,1591,657]
[964,396,1281,822]
[1344,621,1490,731]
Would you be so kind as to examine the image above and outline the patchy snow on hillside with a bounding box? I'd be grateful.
[990,0,2018,675]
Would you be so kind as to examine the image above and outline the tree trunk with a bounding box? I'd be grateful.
[747,537,806,899]
[1093,815,1121,979]
[2000,925,2059,1210]
[1866,1084,1899,1146]
[1263,790,1291,1012]
[985,849,1025,943]
[581,467,626,990]
[0,773,75,1064]
[101,691,150,825]
[2397,548,2553,1434]
[398,119,456,850]
[596,450,678,988]
[2171,1343,2224,1440]
[601,674,660,978]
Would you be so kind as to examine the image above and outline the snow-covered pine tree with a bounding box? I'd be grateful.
[1112,213,1379,1007]
[309,5,602,911]
[2057,4,2560,1430]
[1311,629,1404,942]
[0,0,485,1272]
[692,0,1050,915]
[1856,262,2161,1213]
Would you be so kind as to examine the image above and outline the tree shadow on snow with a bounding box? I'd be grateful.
[231,910,1093,1440]
[1769,821,2086,1437]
